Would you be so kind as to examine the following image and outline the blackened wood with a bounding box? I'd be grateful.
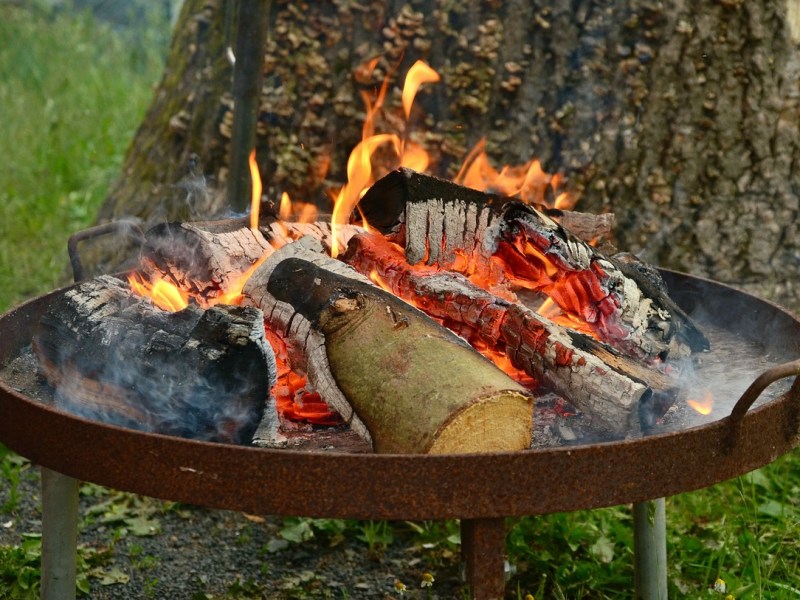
[242,238,534,454]
[344,232,670,435]
[32,275,275,444]
[142,219,272,301]
[359,168,708,360]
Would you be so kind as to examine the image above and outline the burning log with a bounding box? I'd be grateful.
[344,232,674,435]
[141,218,272,302]
[242,238,534,454]
[359,168,709,361]
[32,275,275,444]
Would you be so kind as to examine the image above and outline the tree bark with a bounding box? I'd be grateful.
[95,0,800,307]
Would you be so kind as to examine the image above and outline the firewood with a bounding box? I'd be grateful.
[549,209,615,247]
[344,232,673,435]
[141,218,272,301]
[32,275,275,444]
[242,237,534,454]
[358,168,709,360]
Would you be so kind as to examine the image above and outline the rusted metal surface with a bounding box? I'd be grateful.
[461,519,507,600]
[0,271,799,521]
[67,221,145,282]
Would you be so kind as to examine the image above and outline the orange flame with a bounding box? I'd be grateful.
[331,62,442,257]
[454,139,572,209]
[402,60,440,119]
[207,251,271,307]
[279,191,292,222]
[687,390,714,416]
[128,273,189,312]
[249,149,262,230]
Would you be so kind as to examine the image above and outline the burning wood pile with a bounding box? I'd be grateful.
[32,62,709,454]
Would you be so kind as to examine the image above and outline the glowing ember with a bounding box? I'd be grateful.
[687,390,714,416]
[249,149,262,230]
[265,328,340,425]
[128,273,189,312]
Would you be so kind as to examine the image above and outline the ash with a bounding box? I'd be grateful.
[0,346,55,406]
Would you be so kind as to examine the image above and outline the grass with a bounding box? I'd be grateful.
[0,1,168,310]
[1,2,800,599]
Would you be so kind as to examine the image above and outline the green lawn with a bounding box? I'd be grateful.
[0,2,167,311]
[0,3,799,599]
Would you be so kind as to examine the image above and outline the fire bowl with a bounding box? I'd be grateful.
[0,270,799,521]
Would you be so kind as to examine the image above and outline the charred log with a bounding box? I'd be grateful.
[33,275,275,444]
[242,238,534,454]
[359,168,709,360]
[142,218,272,301]
[344,232,674,435]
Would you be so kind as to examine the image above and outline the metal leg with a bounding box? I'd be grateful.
[633,498,668,600]
[461,518,506,600]
[41,468,79,600]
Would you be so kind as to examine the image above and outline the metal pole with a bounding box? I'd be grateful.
[40,468,80,600]
[633,498,668,600]
[227,0,270,213]
[461,518,506,600]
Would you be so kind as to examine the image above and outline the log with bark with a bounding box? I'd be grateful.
[242,238,535,454]
[32,275,275,444]
[358,168,709,361]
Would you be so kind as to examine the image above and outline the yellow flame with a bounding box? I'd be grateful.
[330,62,444,258]
[398,140,430,173]
[368,270,393,294]
[402,60,441,119]
[207,250,272,307]
[687,391,714,416]
[537,297,560,318]
[331,133,400,257]
[128,273,189,312]
[279,191,292,222]
[249,149,262,230]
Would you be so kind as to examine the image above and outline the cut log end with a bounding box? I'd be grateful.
[244,238,536,454]
[428,391,533,454]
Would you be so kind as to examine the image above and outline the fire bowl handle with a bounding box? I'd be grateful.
[67,221,146,282]
[727,358,800,444]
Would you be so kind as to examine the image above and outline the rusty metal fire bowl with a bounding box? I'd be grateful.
[0,269,799,599]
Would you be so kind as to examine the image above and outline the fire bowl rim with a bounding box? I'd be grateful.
[0,270,798,520]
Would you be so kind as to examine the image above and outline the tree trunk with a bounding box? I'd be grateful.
[95,0,800,307]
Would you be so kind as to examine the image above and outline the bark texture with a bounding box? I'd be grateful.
[97,0,800,306]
